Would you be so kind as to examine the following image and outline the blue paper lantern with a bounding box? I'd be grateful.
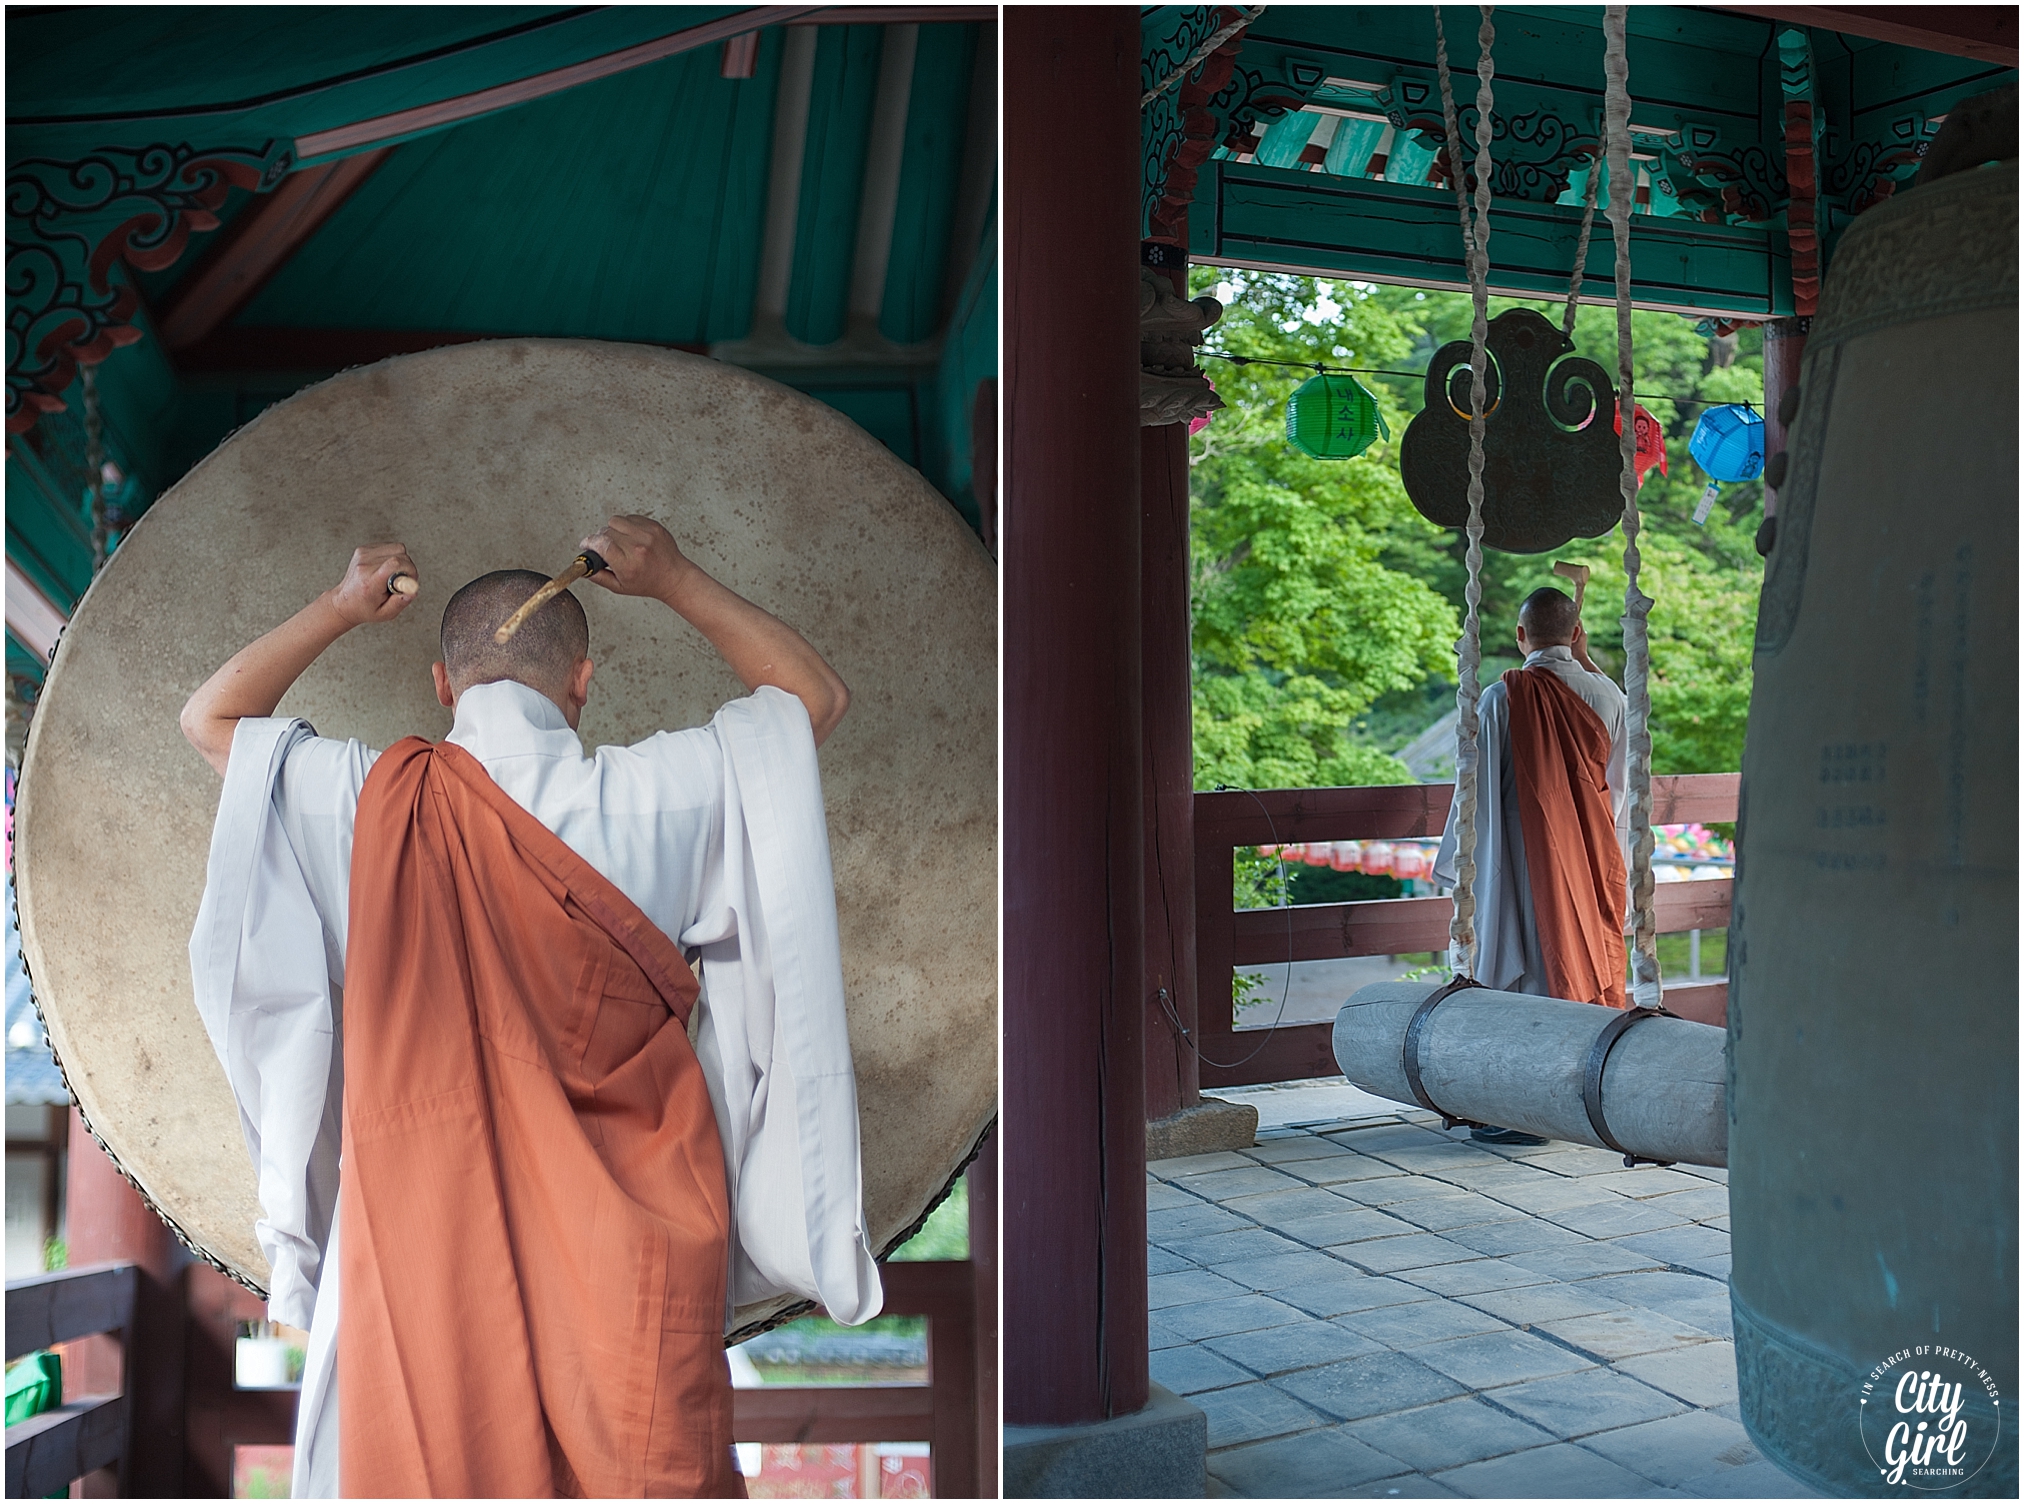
[1687,403,1764,524]
[1689,403,1764,482]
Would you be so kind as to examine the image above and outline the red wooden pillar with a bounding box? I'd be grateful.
[1762,316,1808,527]
[1004,5,1149,1427]
[1141,253,1200,1122]
[62,1108,187,1497]
[968,1127,999,1487]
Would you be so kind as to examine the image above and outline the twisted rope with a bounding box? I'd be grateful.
[82,366,107,576]
[1141,7,1266,110]
[1562,142,1604,340]
[1603,5,1661,1005]
[1434,5,1496,978]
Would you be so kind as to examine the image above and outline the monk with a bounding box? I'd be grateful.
[1432,585,1629,1145]
[183,516,882,1498]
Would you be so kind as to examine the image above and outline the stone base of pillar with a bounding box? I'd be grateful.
[1003,1383,1207,1498]
[1146,1096,1259,1162]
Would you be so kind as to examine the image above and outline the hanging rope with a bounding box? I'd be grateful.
[1603,6,1662,1006]
[1433,5,1495,979]
[1561,143,1604,340]
[1141,7,1267,110]
[82,365,108,576]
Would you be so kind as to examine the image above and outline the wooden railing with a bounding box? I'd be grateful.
[1193,773,1740,1088]
[5,1262,136,1497]
[732,1258,981,1496]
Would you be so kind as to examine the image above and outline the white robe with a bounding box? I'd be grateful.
[1432,645,1630,994]
[188,680,881,1497]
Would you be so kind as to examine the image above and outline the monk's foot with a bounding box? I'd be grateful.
[1470,1126,1548,1146]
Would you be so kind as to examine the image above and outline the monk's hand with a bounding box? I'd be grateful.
[1571,619,1599,673]
[580,515,695,603]
[326,543,419,626]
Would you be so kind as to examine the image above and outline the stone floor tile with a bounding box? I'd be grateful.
[1149,1202,1253,1242]
[1608,1224,1732,1265]
[1352,1395,1559,1472]
[1679,1458,1820,1497]
[1421,1162,1568,1194]
[1615,1341,1741,1407]
[1443,1217,1589,1257]
[1489,1367,1689,1439]
[1336,1297,1511,1349]
[1674,1163,1729,1184]
[1148,1316,1188,1351]
[1387,1192,1532,1234]
[1580,1409,1765,1488]
[1581,1167,1717,1199]
[1208,1424,1413,1496]
[1279,1275,1439,1319]
[1285,1156,1412,1187]
[1272,1208,1422,1248]
[1152,1342,1262,1396]
[1503,1241,1667,1282]
[1637,1186,1732,1221]
[1666,1300,1732,1338]
[1676,1253,1733,1282]
[1701,1215,1730,1232]
[1165,1226,1312,1267]
[1245,1137,1361,1165]
[1336,1233,1486,1275]
[1577,1269,1728,1307]
[1394,1258,1557,1298]
[1458,1281,1630,1326]
[1360,1144,1512,1175]
[1208,1318,1388,1377]
[1148,1245,1193,1276]
[1539,1307,1724,1361]
[1174,1165,1311,1201]
[1333,1474,1461,1497]
[1205,1473,1240,1498]
[1208,1248,1362,1293]
[1412,1327,1597,1389]
[1194,1379,1326,1448]
[1151,1149,1261,1177]
[1150,1267,1248,1309]
[1162,1293,1313,1341]
[1509,1144,1637,1176]
[1274,1350,1466,1422]
[1433,1439,1662,1498]
[1336,1175,1483,1209]
[1230,1186,1388,1226]
[1544,1197,1698,1239]
[1324,1123,1455,1154]
[1147,1181,1201,1212]
[1476,1179,1627,1216]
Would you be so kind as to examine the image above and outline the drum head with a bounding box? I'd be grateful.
[17,340,996,1334]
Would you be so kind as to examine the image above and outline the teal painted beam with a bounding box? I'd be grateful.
[879,23,978,345]
[786,24,884,346]
[1189,160,1791,319]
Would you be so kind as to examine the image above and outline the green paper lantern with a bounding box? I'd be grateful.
[1286,373,1390,459]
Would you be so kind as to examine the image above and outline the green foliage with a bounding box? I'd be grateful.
[41,1237,65,1272]
[1189,272,1766,787]
[888,1176,968,1261]
[1189,272,1460,791]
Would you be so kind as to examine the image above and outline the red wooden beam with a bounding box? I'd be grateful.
[1717,6,2018,65]
[731,1385,934,1444]
[157,151,392,353]
[294,8,823,160]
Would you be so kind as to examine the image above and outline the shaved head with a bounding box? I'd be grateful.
[1518,586,1580,647]
[440,570,589,698]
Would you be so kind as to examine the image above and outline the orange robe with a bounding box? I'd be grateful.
[1503,665,1628,1010]
[337,737,744,1498]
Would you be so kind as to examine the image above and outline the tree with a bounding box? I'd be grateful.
[1188,272,1460,790]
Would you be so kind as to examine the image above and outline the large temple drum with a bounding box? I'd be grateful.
[1730,160,2016,1493]
[16,340,996,1338]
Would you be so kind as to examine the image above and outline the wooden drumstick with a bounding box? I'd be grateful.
[494,549,608,644]
[386,573,419,598]
[1552,560,1590,613]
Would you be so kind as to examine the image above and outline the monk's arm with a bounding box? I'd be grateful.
[581,515,850,746]
[1570,620,1611,680]
[180,544,419,776]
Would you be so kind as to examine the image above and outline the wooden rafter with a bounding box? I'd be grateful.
[1717,6,2019,66]
[156,150,391,354]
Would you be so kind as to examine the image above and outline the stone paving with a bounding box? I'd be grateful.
[1148,1100,1821,1499]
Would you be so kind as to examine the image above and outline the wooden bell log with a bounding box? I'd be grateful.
[1332,980,1727,1167]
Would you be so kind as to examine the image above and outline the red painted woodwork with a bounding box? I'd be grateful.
[158,151,392,353]
[1716,6,2018,65]
[181,1265,294,1499]
[1763,318,1808,521]
[60,1109,186,1497]
[720,31,762,79]
[294,7,825,159]
[1004,5,1148,1428]
[1143,362,1199,1124]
